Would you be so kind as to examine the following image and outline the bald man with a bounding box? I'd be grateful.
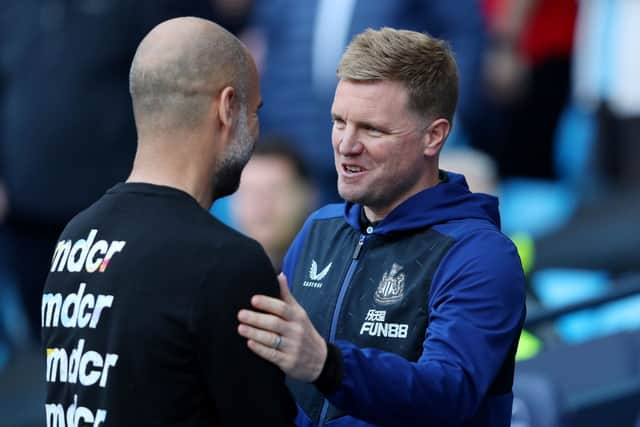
[41,18,296,427]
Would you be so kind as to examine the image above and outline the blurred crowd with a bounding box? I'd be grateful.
[1,0,640,426]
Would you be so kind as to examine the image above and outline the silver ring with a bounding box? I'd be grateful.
[274,335,282,350]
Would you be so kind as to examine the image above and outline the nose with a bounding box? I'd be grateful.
[337,125,363,156]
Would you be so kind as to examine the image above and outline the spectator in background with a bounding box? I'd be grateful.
[249,0,486,204]
[573,0,640,192]
[0,0,214,342]
[513,0,640,278]
[481,0,577,179]
[440,148,500,196]
[232,136,316,270]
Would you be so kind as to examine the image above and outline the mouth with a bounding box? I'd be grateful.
[341,163,367,176]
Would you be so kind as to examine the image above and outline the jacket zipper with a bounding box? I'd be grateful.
[318,234,366,425]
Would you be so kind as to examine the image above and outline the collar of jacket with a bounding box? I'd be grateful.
[343,171,501,236]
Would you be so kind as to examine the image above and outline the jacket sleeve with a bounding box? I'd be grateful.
[326,230,526,426]
[194,239,297,426]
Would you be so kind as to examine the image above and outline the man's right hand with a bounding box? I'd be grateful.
[237,273,328,382]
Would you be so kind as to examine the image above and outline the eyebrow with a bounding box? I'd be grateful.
[257,100,264,110]
[331,113,390,132]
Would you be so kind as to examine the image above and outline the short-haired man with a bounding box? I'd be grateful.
[238,28,525,427]
[41,18,296,426]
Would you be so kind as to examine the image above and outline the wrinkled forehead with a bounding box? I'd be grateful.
[332,79,415,124]
[334,79,408,105]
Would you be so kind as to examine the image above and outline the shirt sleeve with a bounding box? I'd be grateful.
[325,230,526,426]
[193,238,297,426]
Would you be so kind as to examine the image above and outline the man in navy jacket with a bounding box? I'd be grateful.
[238,28,525,427]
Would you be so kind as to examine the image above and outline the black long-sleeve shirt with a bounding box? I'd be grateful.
[42,183,297,426]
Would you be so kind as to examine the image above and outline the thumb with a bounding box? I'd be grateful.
[278,273,295,303]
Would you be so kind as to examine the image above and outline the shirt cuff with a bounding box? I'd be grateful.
[312,341,344,395]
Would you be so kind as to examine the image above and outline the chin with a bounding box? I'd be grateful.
[338,187,363,205]
[212,180,241,201]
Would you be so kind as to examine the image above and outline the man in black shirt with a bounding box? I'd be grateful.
[41,17,296,426]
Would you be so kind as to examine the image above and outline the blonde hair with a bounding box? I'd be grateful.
[338,27,459,124]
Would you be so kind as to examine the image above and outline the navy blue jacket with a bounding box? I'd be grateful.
[282,172,526,427]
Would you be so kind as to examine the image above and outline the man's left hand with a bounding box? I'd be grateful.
[238,273,327,382]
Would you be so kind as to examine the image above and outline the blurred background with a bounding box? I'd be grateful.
[1,0,639,426]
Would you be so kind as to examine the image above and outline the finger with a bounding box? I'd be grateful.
[237,309,283,334]
[250,294,289,318]
[278,273,295,304]
[246,339,284,366]
[238,324,283,350]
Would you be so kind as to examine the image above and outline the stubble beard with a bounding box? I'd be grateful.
[212,105,255,200]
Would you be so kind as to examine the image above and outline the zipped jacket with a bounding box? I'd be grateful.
[282,172,526,427]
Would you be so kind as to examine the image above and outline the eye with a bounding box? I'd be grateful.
[365,125,384,137]
[332,118,346,130]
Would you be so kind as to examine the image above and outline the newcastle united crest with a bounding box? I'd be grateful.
[374,263,405,306]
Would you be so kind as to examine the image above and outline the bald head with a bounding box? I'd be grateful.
[129,17,250,135]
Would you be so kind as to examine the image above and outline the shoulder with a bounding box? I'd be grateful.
[311,203,345,221]
[432,217,502,242]
[436,225,521,277]
[282,203,347,275]
[195,212,275,272]
[186,207,258,250]
[201,220,272,270]
[170,208,275,287]
[198,231,279,303]
[287,203,346,252]
[298,203,348,238]
[431,226,525,304]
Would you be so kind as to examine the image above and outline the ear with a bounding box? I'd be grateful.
[217,86,236,132]
[422,118,451,157]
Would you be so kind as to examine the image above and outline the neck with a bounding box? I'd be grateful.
[127,135,215,210]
